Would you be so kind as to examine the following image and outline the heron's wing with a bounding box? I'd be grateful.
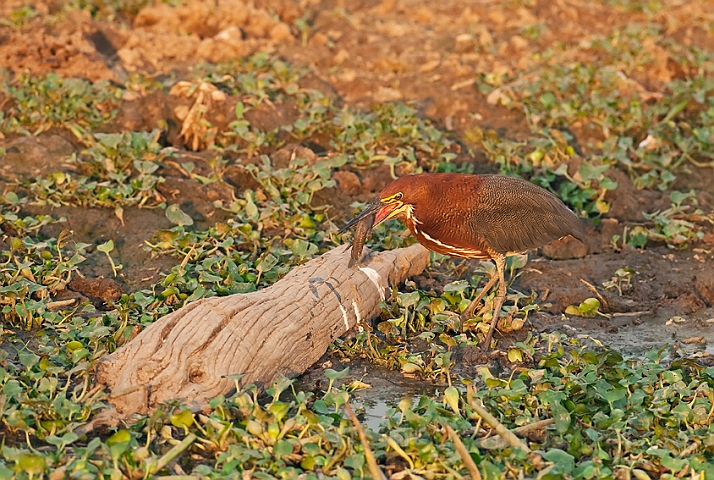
[468,176,586,254]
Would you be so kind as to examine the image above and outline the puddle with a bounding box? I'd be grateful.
[352,399,399,431]
[539,307,714,360]
[296,358,444,431]
[350,381,440,431]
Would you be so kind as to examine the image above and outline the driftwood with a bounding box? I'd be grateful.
[97,243,430,416]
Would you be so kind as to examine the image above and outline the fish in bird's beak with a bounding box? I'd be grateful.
[340,198,404,267]
[339,198,402,233]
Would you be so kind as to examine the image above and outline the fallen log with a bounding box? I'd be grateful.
[97,243,430,417]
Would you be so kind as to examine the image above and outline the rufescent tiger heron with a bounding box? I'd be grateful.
[341,173,586,348]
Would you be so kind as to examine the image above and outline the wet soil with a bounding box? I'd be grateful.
[1,0,714,414]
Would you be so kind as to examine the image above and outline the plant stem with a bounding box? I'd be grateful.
[446,424,482,480]
[344,403,386,480]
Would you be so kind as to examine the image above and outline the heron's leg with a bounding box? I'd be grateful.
[482,254,507,349]
[460,272,499,331]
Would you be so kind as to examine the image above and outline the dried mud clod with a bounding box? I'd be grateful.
[68,276,124,307]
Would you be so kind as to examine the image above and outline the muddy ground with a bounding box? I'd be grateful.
[1,0,714,398]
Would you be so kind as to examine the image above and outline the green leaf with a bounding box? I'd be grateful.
[15,454,45,475]
[98,132,122,149]
[106,429,131,461]
[691,459,714,477]
[631,411,654,430]
[96,240,114,254]
[659,452,687,472]
[603,388,627,407]
[579,297,600,315]
[600,177,618,190]
[397,291,421,308]
[18,351,39,369]
[133,159,159,174]
[661,98,689,124]
[274,439,293,457]
[267,422,280,439]
[325,390,349,408]
[245,193,258,218]
[540,92,556,108]
[311,400,329,414]
[572,461,596,479]
[71,348,90,363]
[107,429,131,446]
[508,348,524,363]
[5,410,29,430]
[480,460,502,480]
[507,253,529,270]
[4,191,20,205]
[324,367,349,382]
[165,204,194,226]
[402,362,421,373]
[256,254,278,274]
[3,379,23,397]
[627,226,649,249]
[170,409,194,431]
[529,148,545,163]
[566,297,602,317]
[444,386,460,414]
[0,465,14,480]
[335,468,351,480]
[552,163,569,176]
[268,402,291,423]
[344,453,365,470]
[267,375,295,400]
[632,469,652,480]
[542,448,575,474]
[444,280,469,293]
[577,162,608,182]
[551,402,571,434]
[291,239,318,258]
[661,370,682,384]
[46,431,79,450]
[246,419,264,436]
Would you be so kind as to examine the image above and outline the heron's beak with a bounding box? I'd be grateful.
[339,199,402,233]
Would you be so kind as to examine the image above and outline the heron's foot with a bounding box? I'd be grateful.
[481,314,502,350]
[460,308,481,333]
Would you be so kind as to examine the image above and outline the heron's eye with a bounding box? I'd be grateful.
[382,192,403,203]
